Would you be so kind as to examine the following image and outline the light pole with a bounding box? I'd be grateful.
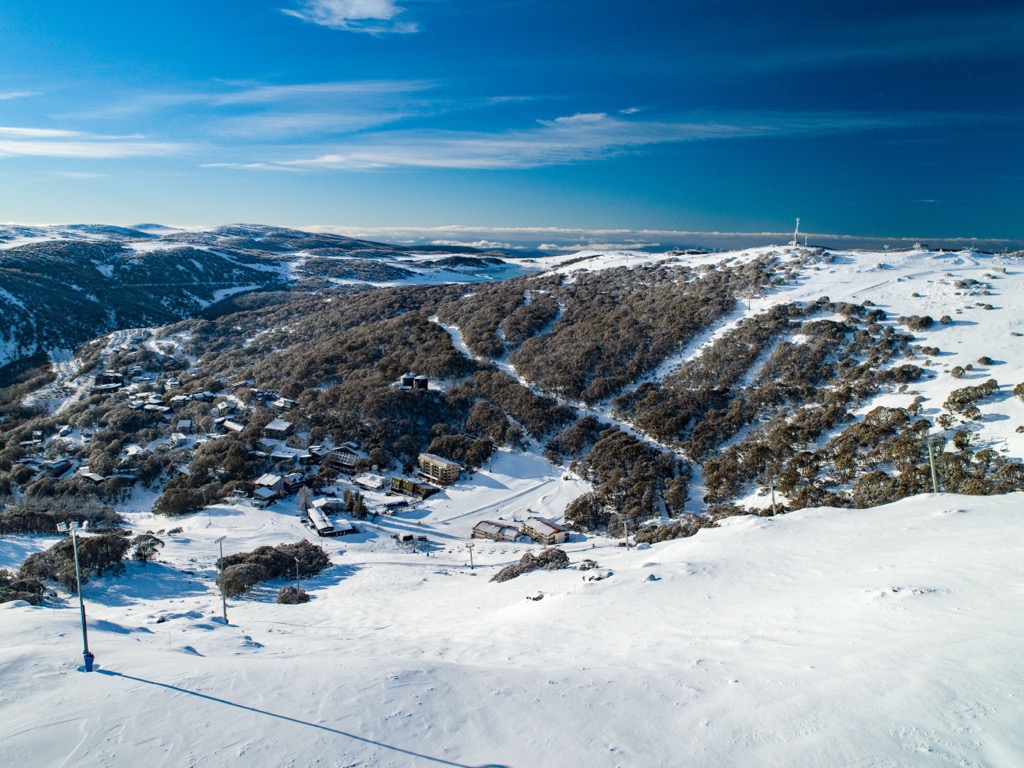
[294,556,301,592]
[215,535,228,624]
[927,438,941,494]
[57,521,94,672]
[466,542,475,570]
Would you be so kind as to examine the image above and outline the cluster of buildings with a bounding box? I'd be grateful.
[399,372,430,390]
[471,516,571,546]
[20,354,582,551]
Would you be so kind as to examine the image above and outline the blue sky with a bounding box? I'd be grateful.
[0,1,1021,245]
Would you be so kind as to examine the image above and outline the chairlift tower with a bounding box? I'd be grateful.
[792,218,800,247]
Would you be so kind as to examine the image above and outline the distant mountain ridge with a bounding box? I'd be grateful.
[0,223,527,371]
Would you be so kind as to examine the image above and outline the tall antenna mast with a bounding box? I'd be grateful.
[793,218,800,247]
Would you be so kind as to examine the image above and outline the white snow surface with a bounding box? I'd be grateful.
[2,490,1023,767]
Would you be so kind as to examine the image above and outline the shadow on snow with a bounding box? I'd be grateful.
[96,669,508,768]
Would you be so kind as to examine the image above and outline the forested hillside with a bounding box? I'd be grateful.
[2,239,1023,540]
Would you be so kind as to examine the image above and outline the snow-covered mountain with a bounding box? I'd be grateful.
[2,233,1024,767]
[0,223,530,371]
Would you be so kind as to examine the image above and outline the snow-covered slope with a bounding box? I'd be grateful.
[2,491,1021,767]
[4,238,1024,767]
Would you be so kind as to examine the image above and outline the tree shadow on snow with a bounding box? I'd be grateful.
[83,561,211,607]
[96,669,508,768]
[460,473,509,491]
[242,563,362,603]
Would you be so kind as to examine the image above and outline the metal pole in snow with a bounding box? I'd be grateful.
[294,557,300,592]
[58,521,93,671]
[927,440,940,494]
[215,536,228,624]
[70,527,92,669]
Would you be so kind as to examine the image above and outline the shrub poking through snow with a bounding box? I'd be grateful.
[634,515,719,544]
[277,585,310,604]
[0,568,46,605]
[491,548,570,583]
[944,379,999,413]
[130,534,164,565]
[0,501,123,536]
[20,532,131,592]
[217,540,330,598]
[219,563,265,598]
[899,315,934,332]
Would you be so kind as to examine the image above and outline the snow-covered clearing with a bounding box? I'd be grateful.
[47,348,79,382]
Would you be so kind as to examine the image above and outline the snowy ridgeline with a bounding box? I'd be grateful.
[1,491,1022,767]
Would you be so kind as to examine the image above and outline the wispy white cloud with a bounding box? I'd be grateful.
[282,0,418,34]
[201,162,303,172]
[63,80,433,143]
[277,110,941,171]
[205,81,432,139]
[0,126,82,139]
[0,91,38,101]
[214,111,414,139]
[0,126,185,159]
[48,171,111,179]
[64,79,431,118]
[429,239,515,250]
[212,79,431,105]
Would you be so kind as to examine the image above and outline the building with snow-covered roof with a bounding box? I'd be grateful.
[283,472,305,492]
[418,453,461,485]
[354,473,386,491]
[523,516,571,545]
[255,473,284,496]
[264,418,294,440]
[95,371,124,386]
[323,449,358,472]
[252,486,277,508]
[312,497,347,513]
[271,450,297,467]
[472,520,521,542]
